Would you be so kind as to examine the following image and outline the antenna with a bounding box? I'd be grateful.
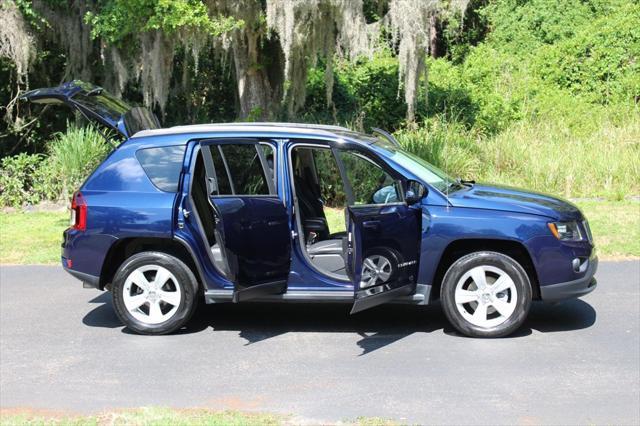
[446,178,450,208]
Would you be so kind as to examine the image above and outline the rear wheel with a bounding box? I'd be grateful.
[441,251,532,338]
[112,252,199,335]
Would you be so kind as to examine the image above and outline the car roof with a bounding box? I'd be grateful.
[130,122,369,141]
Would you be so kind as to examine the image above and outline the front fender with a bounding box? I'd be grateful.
[418,205,548,287]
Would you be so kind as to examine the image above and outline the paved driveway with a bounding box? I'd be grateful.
[1,261,639,424]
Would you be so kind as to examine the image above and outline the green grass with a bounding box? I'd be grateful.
[479,116,640,201]
[325,206,347,235]
[0,201,637,265]
[577,200,640,258]
[397,111,640,200]
[0,408,400,425]
[0,211,69,265]
[0,408,284,426]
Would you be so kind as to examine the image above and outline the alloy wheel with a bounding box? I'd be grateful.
[454,265,518,328]
[122,265,182,325]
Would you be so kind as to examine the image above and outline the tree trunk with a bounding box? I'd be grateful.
[231,29,274,120]
[429,14,439,58]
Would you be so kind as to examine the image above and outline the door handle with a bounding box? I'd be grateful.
[363,220,380,230]
[380,206,399,215]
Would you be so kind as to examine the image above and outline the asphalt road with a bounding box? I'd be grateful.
[1,261,639,425]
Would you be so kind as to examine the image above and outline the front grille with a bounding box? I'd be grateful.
[582,220,594,244]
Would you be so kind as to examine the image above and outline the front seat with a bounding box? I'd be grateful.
[306,238,346,276]
[294,174,331,240]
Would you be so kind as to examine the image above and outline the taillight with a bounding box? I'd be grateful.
[70,191,87,231]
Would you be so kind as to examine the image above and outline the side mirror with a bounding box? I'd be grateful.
[405,180,427,204]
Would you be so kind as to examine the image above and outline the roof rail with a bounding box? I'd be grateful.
[180,122,353,132]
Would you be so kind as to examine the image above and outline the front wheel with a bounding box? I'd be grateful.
[112,252,199,335]
[441,251,532,338]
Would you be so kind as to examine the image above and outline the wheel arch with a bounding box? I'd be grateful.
[99,237,204,291]
[431,238,540,301]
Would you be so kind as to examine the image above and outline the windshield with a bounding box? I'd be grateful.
[371,137,455,192]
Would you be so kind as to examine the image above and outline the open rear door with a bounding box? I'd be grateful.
[330,147,421,313]
[200,140,291,302]
[20,80,160,139]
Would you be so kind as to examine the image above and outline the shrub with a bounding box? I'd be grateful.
[0,125,111,208]
[0,153,46,207]
[304,51,406,131]
[534,2,640,104]
[47,124,111,199]
[34,159,63,202]
[395,117,483,180]
[481,0,597,52]
[419,59,477,129]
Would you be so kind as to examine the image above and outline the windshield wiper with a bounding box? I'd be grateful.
[86,87,104,96]
[447,178,475,191]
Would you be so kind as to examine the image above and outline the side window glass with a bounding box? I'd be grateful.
[136,145,186,192]
[219,144,270,195]
[210,146,232,195]
[259,143,277,187]
[339,150,400,205]
[312,148,347,235]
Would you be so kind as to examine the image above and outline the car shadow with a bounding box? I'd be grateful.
[187,302,451,355]
[82,292,121,328]
[83,292,597,354]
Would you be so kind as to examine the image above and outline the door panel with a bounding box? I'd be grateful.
[329,145,422,313]
[200,141,291,302]
[348,204,421,313]
[212,197,290,301]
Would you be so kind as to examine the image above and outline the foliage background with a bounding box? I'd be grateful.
[0,0,639,207]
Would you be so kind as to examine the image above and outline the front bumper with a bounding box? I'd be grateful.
[540,256,598,302]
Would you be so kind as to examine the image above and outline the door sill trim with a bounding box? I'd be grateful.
[204,284,431,305]
[233,280,287,303]
[350,284,414,314]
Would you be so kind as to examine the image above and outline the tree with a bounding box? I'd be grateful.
[2,0,469,124]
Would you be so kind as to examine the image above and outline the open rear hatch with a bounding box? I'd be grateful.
[19,80,160,140]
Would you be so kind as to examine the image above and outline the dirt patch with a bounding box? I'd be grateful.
[2,201,67,214]
[204,395,268,411]
[0,406,80,419]
[598,255,640,261]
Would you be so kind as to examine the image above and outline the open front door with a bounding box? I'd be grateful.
[331,147,421,314]
[200,140,291,302]
[347,204,421,313]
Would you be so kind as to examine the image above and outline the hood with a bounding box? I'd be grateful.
[19,80,160,139]
[446,183,583,221]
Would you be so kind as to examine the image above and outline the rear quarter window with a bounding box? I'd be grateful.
[136,145,186,192]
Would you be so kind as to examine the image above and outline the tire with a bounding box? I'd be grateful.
[440,251,532,338]
[112,251,199,335]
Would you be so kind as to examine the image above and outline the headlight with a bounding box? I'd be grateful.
[548,221,583,241]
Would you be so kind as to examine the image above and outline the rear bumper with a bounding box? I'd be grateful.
[540,256,598,302]
[62,259,100,289]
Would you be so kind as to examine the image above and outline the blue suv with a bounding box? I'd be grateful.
[22,81,597,337]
